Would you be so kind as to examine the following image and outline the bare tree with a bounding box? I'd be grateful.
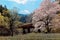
[9,8,21,36]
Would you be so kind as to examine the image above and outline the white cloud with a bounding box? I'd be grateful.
[7,0,28,5]
[30,0,36,2]
[24,10,30,13]
[20,10,30,14]
[7,0,36,5]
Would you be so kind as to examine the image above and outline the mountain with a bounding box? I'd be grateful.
[18,14,28,23]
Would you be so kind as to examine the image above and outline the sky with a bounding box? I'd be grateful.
[0,0,43,14]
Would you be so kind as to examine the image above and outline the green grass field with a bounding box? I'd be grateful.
[0,33,60,40]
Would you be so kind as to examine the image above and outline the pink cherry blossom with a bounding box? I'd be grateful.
[32,0,60,32]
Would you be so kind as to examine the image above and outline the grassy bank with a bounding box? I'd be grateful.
[0,33,60,40]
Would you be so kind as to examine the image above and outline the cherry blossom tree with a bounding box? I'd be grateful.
[32,0,60,32]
